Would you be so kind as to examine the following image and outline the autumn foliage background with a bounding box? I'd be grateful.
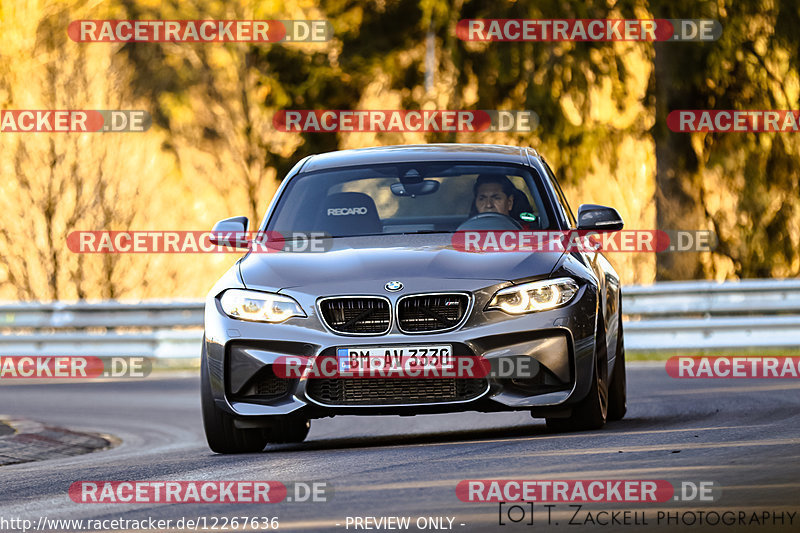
[0,0,798,301]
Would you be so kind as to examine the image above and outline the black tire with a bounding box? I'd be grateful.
[267,417,311,444]
[607,312,627,421]
[201,345,268,454]
[546,319,609,432]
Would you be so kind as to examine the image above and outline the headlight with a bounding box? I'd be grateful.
[487,277,579,314]
[219,289,306,323]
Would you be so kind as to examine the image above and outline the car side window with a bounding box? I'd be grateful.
[543,162,577,228]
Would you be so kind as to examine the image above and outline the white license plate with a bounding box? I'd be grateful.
[337,345,453,373]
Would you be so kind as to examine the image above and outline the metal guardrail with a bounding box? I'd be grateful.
[0,301,203,358]
[623,279,800,350]
[0,279,797,357]
[0,301,204,329]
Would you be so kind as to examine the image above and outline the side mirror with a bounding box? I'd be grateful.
[576,204,624,231]
[210,216,250,248]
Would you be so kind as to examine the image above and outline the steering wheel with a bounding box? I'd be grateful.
[455,212,523,231]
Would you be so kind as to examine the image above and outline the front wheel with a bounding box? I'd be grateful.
[201,345,268,454]
[607,313,627,421]
[267,417,310,444]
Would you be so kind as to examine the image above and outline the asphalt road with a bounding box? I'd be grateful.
[1,363,799,532]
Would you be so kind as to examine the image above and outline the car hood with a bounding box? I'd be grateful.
[238,234,564,292]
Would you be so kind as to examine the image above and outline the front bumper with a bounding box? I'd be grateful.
[203,278,598,421]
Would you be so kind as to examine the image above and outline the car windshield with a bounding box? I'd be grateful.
[266,162,553,236]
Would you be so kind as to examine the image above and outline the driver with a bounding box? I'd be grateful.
[468,174,537,229]
[471,174,516,216]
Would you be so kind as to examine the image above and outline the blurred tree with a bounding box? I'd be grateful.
[116,0,320,226]
[650,3,710,281]
[0,0,173,300]
[649,0,800,279]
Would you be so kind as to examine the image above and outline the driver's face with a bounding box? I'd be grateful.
[475,183,514,216]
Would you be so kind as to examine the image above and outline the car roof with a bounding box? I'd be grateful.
[300,144,541,173]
